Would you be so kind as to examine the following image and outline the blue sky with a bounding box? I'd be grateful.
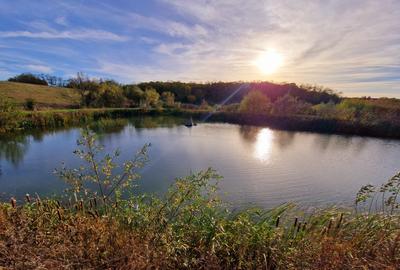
[0,0,399,97]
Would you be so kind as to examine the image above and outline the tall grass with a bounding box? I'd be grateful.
[0,130,399,269]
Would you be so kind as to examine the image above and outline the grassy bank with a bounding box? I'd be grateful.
[1,107,400,139]
[0,108,159,133]
[0,82,79,109]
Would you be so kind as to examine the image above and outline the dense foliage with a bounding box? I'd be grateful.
[0,130,399,269]
[8,72,340,108]
[239,90,272,113]
[8,73,48,85]
[137,81,340,105]
[3,72,400,139]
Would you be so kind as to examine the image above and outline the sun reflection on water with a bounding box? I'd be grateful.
[254,128,274,162]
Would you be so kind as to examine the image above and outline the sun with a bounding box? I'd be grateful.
[254,49,284,75]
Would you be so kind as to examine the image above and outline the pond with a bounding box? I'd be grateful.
[1,116,399,209]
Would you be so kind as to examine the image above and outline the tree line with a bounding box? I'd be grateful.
[7,72,341,108]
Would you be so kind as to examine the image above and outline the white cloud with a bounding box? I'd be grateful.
[55,16,68,26]
[0,29,129,41]
[24,64,53,73]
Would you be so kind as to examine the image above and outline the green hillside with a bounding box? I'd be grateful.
[0,81,80,109]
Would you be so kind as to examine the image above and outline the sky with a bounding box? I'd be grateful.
[0,0,399,97]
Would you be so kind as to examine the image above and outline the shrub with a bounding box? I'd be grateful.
[25,98,36,111]
[0,95,21,132]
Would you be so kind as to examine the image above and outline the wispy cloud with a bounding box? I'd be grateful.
[55,16,68,26]
[24,64,53,73]
[0,29,129,41]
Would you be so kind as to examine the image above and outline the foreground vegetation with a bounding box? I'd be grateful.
[0,130,399,269]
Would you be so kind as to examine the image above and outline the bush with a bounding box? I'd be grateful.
[0,95,22,132]
[25,98,36,111]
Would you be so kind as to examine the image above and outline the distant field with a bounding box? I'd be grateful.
[0,81,80,108]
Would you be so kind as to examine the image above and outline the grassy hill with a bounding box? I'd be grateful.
[0,81,80,109]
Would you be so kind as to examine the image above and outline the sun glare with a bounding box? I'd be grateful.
[254,128,274,162]
[254,50,284,75]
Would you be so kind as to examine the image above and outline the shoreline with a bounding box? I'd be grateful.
[1,108,400,140]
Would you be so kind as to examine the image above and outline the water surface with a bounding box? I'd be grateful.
[1,116,399,208]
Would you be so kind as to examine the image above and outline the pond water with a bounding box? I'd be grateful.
[1,116,399,208]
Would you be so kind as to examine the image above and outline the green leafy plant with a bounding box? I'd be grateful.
[55,128,149,202]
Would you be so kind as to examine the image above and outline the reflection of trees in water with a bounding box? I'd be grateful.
[89,116,183,144]
[31,131,45,143]
[89,118,128,134]
[313,134,368,153]
[0,116,183,168]
[239,126,260,142]
[0,134,30,167]
[273,130,296,150]
[131,116,181,129]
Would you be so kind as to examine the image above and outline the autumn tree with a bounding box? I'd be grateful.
[272,94,312,115]
[239,91,272,113]
[123,85,144,106]
[67,72,100,107]
[161,91,175,107]
[96,81,125,107]
[143,88,160,108]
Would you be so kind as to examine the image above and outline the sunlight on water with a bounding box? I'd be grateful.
[254,128,273,162]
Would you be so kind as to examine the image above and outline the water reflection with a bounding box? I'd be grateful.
[0,117,399,209]
[254,128,273,162]
[0,134,30,167]
[239,125,260,142]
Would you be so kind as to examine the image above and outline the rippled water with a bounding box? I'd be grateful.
[1,116,399,208]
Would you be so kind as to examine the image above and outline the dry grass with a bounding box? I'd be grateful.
[0,199,399,270]
[0,205,166,269]
[0,81,79,109]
